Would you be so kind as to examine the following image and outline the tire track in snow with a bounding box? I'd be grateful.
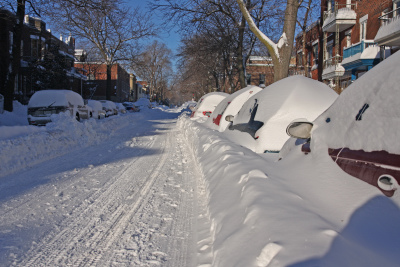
[16,135,162,266]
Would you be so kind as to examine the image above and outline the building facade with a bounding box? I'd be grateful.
[74,62,131,102]
[245,56,297,87]
[0,9,86,104]
[294,21,322,81]
[320,0,396,92]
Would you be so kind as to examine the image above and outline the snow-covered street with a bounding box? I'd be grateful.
[0,108,207,266]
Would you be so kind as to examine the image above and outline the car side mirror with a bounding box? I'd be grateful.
[225,115,234,122]
[286,120,313,139]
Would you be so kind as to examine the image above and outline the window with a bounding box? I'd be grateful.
[297,51,303,66]
[359,15,368,41]
[394,0,400,17]
[345,30,352,47]
[9,32,13,54]
[313,43,318,62]
[327,44,333,60]
[259,74,265,85]
[31,38,39,58]
[346,0,351,8]
[246,74,251,85]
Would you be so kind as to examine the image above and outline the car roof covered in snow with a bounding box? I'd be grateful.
[87,100,103,110]
[192,92,229,118]
[28,89,84,108]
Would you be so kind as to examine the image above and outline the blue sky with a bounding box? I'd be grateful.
[127,0,181,56]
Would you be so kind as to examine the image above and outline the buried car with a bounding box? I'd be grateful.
[87,100,106,119]
[226,76,338,153]
[285,51,400,197]
[99,100,118,117]
[28,89,91,126]
[190,92,229,119]
[205,85,262,132]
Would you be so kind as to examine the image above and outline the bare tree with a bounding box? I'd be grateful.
[237,0,303,82]
[150,0,269,90]
[47,0,156,100]
[131,41,173,103]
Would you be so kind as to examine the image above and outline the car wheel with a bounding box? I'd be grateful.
[76,113,80,121]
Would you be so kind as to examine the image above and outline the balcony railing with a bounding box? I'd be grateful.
[375,8,400,46]
[323,55,342,69]
[378,7,400,22]
[343,40,377,59]
[322,2,357,32]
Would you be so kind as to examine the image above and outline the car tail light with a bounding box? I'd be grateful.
[213,114,222,125]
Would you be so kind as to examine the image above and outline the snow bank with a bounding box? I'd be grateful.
[0,112,127,178]
[178,114,400,267]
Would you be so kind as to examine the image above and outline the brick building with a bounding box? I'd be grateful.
[294,21,322,81]
[320,0,396,92]
[74,62,131,102]
[0,9,86,104]
[245,56,296,87]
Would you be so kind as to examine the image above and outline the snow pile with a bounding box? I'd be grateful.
[0,101,29,127]
[312,51,400,154]
[0,112,127,178]
[134,98,152,109]
[178,115,400,267]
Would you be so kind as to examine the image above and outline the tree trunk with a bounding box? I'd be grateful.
[302,30,308,77]
[273,0,299,82]
[106,63,112,100]
[237,12,247,90]
[4,0,25,111]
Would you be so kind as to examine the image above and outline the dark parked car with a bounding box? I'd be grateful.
[286,51,400,197]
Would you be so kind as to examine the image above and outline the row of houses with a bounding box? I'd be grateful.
[245,0,400,94]
[0,8,146,104]
[294,0,399,93]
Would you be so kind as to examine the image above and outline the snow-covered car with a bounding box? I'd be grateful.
[190,92,229,119]
[134,98,152,110]
[87,100,106,119]
[122,102,139,112]
[99,100,118,117]
[286,51,400,197]
[115,103,127,114]
[205,85,263,132]
[27,89,90,126]
[226,76,338,153]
